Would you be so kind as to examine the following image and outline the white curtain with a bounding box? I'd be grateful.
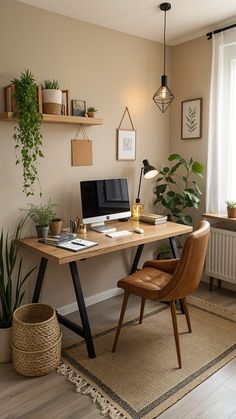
[206,29,236,213]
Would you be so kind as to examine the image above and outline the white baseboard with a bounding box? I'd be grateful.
[57,287,123,315]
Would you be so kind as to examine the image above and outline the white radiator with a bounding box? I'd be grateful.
[205,226,236,284]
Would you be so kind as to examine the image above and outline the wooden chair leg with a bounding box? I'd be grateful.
[217,278,222,289]
[112,292,129,353]
[181,297,192,333]
[170,301,182,369]
[209,276,214,291]
[139,298,146,324]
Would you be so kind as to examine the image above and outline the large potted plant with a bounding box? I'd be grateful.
[12,69,43,197]
[42,79,62,115]
[154,153,203,225]
[24,199,57,238]
[0,219,36,363]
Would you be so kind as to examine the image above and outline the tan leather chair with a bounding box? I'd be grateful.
[112,220,210,368]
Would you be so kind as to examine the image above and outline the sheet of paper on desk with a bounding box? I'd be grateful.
[57,239,98,252]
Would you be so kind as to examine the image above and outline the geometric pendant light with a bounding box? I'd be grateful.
[153,2,174,113]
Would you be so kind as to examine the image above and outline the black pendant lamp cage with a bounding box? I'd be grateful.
[153,2,174,113]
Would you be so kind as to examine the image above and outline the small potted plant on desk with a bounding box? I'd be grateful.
[225,200,236,218]
[87,107,97,118]
[0,219,36,363]
[24,199,57,238]
[49,217,63,235]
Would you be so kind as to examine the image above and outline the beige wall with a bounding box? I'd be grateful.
[0,0,171,308]
[170,37,212,225]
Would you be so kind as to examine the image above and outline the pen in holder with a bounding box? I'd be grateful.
[70,217,80,233]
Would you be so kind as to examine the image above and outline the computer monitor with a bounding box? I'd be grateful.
[80,178,131,233]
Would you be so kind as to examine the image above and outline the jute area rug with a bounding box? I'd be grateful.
[58,296,236,418]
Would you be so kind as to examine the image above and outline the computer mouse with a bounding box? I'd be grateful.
[134,227,144,234]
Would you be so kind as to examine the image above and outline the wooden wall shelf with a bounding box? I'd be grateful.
[0,112,103,126]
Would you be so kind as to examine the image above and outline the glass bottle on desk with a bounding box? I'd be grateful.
[132,198,144,221]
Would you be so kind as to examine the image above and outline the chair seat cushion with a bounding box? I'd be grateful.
[117,267,172,299]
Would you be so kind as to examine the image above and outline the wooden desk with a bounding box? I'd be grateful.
[21,219,192,358]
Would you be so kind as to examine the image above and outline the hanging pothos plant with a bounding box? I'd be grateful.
[11,69,43,197]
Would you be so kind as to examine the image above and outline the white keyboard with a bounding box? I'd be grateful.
[106,230,132,238]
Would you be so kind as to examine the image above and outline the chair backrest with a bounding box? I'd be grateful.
[159,220,210,301]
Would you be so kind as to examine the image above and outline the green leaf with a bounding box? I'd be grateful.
[192,161,203,174]
[154,184,167,196]
[168,154,181,161]
[163,167,170,174]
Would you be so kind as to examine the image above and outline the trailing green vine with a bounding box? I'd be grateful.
[12,69,43,197]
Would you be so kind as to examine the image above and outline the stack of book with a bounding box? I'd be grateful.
[139,213,167,225]
[39,233,77,245]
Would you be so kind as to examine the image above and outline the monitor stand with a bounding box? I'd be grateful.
[90,222,117,234]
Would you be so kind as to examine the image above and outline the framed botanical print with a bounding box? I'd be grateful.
[181,98,202,139]
[117,129,136,160]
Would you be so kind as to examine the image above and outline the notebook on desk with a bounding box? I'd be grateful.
[57,238,98,252]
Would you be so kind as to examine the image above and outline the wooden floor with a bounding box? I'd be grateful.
[1,282,236,419]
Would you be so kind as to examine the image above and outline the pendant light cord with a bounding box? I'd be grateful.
[163,9,166,75]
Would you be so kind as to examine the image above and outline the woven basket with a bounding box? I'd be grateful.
[43,102,62,115]
[12,333,62,377]
[12,303,61,351]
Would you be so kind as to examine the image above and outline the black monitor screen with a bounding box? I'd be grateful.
[80,178,130,219]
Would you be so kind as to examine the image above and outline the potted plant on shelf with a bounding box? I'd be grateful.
[24,199,57,238]
[87,107,97,118]
[11,69,43,197]
[42,79,62,115]
[154,153,203,225]
[225,200,236,218]
[0,219,36,363]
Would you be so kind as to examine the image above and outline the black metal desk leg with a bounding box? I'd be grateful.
[169,237,184,314]
[169,237,179,258]
[69,261,95,359]
[130,244,145,274]
[32,257,48,303]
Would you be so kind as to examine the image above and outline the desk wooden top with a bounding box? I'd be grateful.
[20,220,192,265]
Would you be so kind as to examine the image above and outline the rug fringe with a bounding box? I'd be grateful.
[57,362,127,419]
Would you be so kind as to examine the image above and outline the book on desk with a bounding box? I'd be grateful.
[139,213,167,225]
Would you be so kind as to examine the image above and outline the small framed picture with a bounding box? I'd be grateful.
[71,99,86,117]
[117,129,136,160]
[181,98,202,139]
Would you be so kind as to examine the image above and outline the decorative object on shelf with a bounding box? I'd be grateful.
[153,2,174,113]
[42,79,62,115]
[225,200,236,218]
[71,125,93,166]
[87,106,97,118]
[132,159,158,221]
[50,218,63,235]
[154,153,203,225]
[61,90,70,115]
[11,69,43,197]
[72,100,86,116]
[12,303,61,376]
[23,199,57,238]
[181,98,202,139]
[3,83,16,112]
[117,107,136,161]
[0,219,36,363]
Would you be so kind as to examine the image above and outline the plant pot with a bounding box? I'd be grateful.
[50,220,62,235]
[36,225,49,239]
[42,89,62,115]
[227,207,236,218]
[0,327,12,363]
[87,111,95,118]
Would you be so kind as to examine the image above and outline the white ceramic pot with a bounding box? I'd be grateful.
[0,327,12,363]
[42,89,62,105]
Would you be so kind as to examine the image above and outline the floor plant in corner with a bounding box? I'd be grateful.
[0,219,36,363]
[12,69,43,197]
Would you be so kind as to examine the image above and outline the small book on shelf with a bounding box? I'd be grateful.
[139,213,167,225]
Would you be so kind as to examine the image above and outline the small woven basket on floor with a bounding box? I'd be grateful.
[12,303,61,377]
[43,102,61,115]
[12,303,60,351]
[12,333,62,377]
